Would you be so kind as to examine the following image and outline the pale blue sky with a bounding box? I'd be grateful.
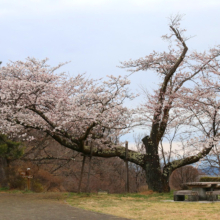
[1,0,220,143]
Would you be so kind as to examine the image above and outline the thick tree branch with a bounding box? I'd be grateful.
[47,131,145,167]
[150,25,188,143]
[163,144,214,175]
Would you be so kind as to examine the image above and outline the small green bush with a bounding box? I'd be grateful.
[0,186,9,191]
[200,176,220,182]
[31,180,44,193]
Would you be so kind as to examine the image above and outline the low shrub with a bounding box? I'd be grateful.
[31,180,44,192]
[5,167,26,190]
[33,169,63,192]
[200,177,220,182]
[137,184,148,193]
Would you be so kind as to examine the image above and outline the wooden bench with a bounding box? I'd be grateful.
[174,190,199,201]
[206,191,220,201]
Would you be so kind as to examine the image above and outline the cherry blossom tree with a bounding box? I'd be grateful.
[177,56,220,175]
[120,14,220,192]
[0,57,145,170]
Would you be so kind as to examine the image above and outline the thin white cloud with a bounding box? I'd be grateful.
[1,0,220,18]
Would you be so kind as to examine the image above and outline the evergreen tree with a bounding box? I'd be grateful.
[0,134,24,187]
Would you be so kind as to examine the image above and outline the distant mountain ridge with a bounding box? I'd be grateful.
[198,166,220,176]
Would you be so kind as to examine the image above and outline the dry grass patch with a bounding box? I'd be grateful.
[0,189,69,201]
[66,192,220,220]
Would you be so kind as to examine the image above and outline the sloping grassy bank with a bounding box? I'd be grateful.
[66,192,220,220]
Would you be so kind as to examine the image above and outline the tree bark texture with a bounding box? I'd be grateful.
[142,136,170,192]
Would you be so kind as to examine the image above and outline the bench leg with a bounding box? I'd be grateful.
[188,195,199,201]
[174,195,185,201]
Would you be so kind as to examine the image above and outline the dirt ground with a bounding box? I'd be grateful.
[0,192,131,220]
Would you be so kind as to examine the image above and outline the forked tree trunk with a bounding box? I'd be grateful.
[144,161,170,192]
[142,136,170,192]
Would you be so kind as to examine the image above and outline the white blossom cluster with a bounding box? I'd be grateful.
[0,57,136,148]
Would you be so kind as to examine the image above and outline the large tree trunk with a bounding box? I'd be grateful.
[142,136,170,192]
[143,157,170,192]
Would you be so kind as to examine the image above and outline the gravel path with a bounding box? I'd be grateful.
[0,193,131,220]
